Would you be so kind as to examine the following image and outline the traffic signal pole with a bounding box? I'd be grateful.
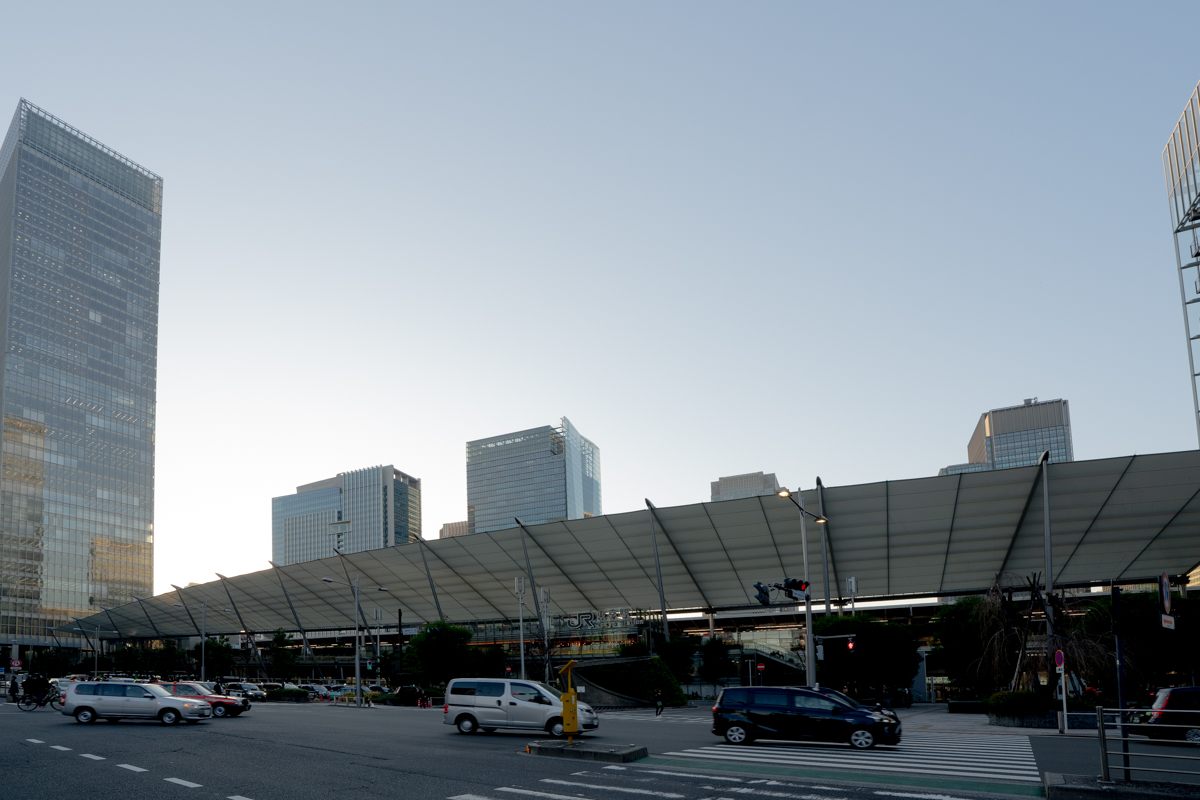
[797,494,815,688]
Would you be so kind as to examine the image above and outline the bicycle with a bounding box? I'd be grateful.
[17,689,62,712]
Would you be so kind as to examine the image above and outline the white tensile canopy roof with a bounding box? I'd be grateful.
[66,450,1200,640]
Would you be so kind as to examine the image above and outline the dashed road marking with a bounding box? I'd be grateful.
[497,791,597,800]
[25,738,44,743]
[164,778,203,788]
[874,794,970,800]
[540,779,686,797]
[637,769,742,782]
[227,796,255,800]
[117,764,148,772]
[80,754,105,760]
[49,745,72,751]
[448,796,497,800]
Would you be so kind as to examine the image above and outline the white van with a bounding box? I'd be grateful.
[442,678,599,736]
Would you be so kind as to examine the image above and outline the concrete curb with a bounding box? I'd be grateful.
[1044,772,1197,800]
[527,740,648,763]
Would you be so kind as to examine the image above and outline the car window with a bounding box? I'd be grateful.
[144,685,172,697]
[752,691,789,706]
[793,694,840,711]
[186,684,214,695]
[99,684,126,697]
[125,685,150,697]
[75,684,96,696]
[511,683,549,704]
[720,688,748,706]
[1153,689,1171,710]
[476,682,505,698]
[450,682,478,696]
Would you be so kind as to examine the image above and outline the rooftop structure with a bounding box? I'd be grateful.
[711,471,780,502]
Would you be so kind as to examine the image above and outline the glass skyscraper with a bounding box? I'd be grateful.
[940,398,1073,476]
[466,417,601,535]
[0,100,160,646]
[272,465,421,566]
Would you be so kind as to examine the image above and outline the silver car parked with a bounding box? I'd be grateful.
[61,682,212,724]
[443,678,599,736]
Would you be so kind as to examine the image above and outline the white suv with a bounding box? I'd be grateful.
[61,682,212,724]
[443,678,599,736]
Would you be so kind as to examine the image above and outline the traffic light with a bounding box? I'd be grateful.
[847,640,855,652]
[782,578,810,601]
[753,582,771,606]
[816,644,825,661]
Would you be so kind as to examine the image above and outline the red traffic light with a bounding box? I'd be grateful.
[847,640,855,651]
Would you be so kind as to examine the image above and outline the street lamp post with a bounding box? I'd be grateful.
[777,488,827,688]
[174,600,232,681]
[322,575,389,708]
[71,621,119,679]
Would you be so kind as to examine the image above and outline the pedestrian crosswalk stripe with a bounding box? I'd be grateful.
[661,733,1040,784]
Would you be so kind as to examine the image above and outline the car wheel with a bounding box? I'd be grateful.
[482,727,497,733]
[1186,728,1200,744]
[849,728,876,749]
[212,704,227,718]
[74,707,96,724]
[160,709,181,725]
[724,725,751,745]
[456,715,477,734]
[547,719,565,737]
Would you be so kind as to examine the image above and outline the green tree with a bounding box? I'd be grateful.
[152,639,188,678]
[193,638,238,680]
[402,621,473,687]
[112,643,154,675]
[266,629,298,681]
[28,647,79,677]
[930,596,1001,698]
[654,635,699,686]
[814,613,920,700]
[697,638,738,693]
[1081,592,1199,696]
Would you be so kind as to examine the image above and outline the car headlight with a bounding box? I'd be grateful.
[870,713,890,722]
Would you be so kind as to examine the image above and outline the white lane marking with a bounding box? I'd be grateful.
[227,796,255,800]
[49,745,72,751]
[26,738,44,743]
[875,794,970,800]
[603,765,628,770]
[541,779,685,798]
[497,790,595,800]
[702,787,844,800]
[80,754,106,760]
[117,764,148,772]
[637,769,741,782]
[448,796,499,800]
[164,778,203,788]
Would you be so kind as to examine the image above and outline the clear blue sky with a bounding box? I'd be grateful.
[2,3,1196,592]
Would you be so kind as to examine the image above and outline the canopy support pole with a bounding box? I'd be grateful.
[416,538,445,620]
[269,561,321,676]
[216,573,269,678]
[644,500,670,643]
[132,595,164,639]
[170,584,204,637]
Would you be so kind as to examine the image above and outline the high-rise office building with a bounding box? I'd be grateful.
[0,101,160,646]
[466,417,600,535]
[439,520,468,539]
[272,465,421,566]
[710,472,780,502]
[1163,82,1200,446]
[940,398,1074,476]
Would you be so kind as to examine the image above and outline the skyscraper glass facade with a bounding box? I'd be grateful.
[272,465,421,566]
[940,398,1073,476]
[0,101,160,645]
[466,417,601,535]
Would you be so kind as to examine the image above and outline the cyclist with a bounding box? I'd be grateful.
[24,673,50,707]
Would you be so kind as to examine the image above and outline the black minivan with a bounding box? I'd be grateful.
[712,687,901,749]
[1143,687,1200,742]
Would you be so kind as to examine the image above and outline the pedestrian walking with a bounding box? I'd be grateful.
[654,688,664,717]
[7,672,19,703]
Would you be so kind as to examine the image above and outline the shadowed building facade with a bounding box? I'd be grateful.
[941,398,1073,476]
[0,100,161,646]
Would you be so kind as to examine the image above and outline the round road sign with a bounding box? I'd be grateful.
[756,663,765,672]
[1054,650,1064,668]
[9,659,21,668]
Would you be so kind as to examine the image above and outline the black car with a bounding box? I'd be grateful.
[712,686,901,749]
[1143,687,1200,742]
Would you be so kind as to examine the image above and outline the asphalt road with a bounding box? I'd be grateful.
[2,701,1193,800]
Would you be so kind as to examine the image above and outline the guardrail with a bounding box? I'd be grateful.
[1095,706,1200,782]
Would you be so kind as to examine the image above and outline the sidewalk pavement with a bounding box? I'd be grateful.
[897,703,1099,738]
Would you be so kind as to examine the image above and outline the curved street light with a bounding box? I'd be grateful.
[322,576,389,708]
[776,488,824,687]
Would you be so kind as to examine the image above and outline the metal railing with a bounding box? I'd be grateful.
[1095,706,1200,783]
